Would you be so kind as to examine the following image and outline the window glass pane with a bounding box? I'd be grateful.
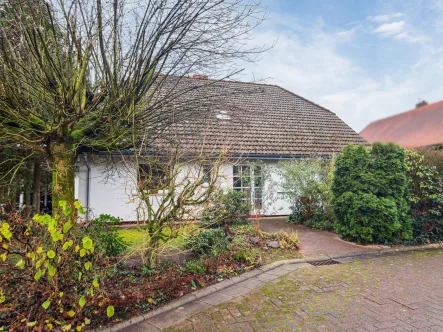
[254,176,262,188]
[203,165,211,182]
[138,163,166,193]
[233,176,241,188]
[243,188,251,205]
[254,188,262,209]
[242,176,251,188]
[233,165,239,176]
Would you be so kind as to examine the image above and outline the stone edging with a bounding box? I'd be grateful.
[95,243,443,331]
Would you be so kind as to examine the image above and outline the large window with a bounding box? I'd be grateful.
[233,165,262,211]
[138,163,167,194]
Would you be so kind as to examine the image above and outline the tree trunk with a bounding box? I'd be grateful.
[145,233,159,268]
[33,161,41,214]
[24,164,32,218]
[50,141,75,212]
[25,161,32,206]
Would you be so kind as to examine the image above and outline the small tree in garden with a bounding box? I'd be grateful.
[332,143,411,244]
[0,201,114,330]
[279,158,334,226]
[122,145,233,268]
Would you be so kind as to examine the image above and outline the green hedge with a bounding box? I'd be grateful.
[332,143,411,244]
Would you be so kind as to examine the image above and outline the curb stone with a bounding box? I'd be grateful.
[94,243,443,332]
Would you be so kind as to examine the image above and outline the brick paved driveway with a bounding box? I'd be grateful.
[167,250,443,332]
[260,217,382,256]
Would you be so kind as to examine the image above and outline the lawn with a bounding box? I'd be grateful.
[118,224,199,252]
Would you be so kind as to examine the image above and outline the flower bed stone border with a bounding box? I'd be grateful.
[95,243,443,332]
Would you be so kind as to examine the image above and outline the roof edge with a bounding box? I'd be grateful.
[274,85,334,114]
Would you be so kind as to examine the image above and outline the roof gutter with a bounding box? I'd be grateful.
[232,153,332,160]
[83,151,332,160]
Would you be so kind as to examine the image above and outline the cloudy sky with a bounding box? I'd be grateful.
[240,0,443,132]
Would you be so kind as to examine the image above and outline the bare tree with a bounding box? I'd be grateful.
[115,142,233,267]
[0,0,266,209]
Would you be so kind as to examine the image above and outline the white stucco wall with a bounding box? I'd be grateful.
[75,156,139,221]
[75,157,293,221]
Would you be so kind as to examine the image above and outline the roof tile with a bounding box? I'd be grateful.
[360,100,443,148]
[153,77,366,156]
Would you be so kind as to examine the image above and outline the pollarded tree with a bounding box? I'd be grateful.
[0,0,266,209]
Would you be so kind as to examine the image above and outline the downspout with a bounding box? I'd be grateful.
[83,154,91,220]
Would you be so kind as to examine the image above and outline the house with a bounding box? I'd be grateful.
[360,100,443,148]
[75,76,366,221]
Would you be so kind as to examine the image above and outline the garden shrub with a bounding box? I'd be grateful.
[406,149,443,217]
[334,192,400,243]
[410,215,443,244]
[0,201,114,330]
[82,214,128,258]
[271,231,300,249]
[228,228,262,265]
[332,144,374,195]
[417,146,443,175]
[200,190,249,228]
[184,258,207,275]
[406,149,443,243]
[183,228,230,256]
[332,143,411,244]
[371,143,411,240]
[280,158,335,226]
[304,214,335,231]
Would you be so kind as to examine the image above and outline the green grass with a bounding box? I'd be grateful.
[118,224,198,252]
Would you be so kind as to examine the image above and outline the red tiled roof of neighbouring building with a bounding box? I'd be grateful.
[360,100,443,148]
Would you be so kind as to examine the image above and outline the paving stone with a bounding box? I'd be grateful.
[147,301,211,329]
[199,291,234,305]
[220,284,254,297]
[264,266,292,277]
[164,249,443,332]
[234,278,267,290]
[278,263,312,271]
[253,272,281,282]
[118,321,161,332]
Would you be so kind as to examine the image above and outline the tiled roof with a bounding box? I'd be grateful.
[148,77,366,156]
[360,100,443,148]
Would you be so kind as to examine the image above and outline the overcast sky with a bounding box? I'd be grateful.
[240,0,443,132]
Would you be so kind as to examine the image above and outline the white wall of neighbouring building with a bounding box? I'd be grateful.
[75,156,293,222]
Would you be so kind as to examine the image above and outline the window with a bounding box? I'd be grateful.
[138,163,166,193]
[233,165,262,211]
[202,165,212,183]
[215,110,231,120]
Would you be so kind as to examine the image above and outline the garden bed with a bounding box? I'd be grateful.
[0,221,301,331]
[92,223,301,329]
